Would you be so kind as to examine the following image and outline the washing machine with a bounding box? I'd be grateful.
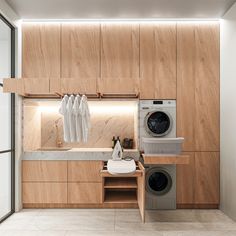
[145,165,176,210]
[139,100,176,151]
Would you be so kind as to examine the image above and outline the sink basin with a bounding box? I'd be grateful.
[36,148,71,151]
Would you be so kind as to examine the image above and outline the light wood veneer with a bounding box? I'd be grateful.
[140,22,177,99]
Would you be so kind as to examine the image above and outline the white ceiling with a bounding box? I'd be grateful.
[5,0,236,19]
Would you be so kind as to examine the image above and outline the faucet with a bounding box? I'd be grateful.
[55,118,63,148]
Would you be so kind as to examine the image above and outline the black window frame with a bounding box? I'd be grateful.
[0,12,15,223]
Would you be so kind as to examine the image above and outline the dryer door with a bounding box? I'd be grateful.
[145,111,172,137]
[146,168,172,196]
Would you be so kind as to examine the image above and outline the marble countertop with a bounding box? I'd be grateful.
[23,148,140,161]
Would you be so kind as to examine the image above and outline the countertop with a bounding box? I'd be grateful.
[23,148,140,161]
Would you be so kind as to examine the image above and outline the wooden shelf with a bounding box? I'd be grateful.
[142,154,190,165]
[104,190,137,203]
[104,177,137,189]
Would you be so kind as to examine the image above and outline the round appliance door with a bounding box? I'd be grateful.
[145,111,172,137]
[146,168,172,196]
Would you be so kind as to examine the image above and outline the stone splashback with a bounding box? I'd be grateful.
[23,100,138,151]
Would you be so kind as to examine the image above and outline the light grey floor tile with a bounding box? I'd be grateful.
[0,230,67,236]
[115,222,205,231]
[65,231,164,236]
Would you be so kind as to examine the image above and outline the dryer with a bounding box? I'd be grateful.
[139,100,176,151]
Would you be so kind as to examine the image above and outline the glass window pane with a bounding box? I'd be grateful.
[0,152,11,219]
[0,19,11,83]
[0,86,11,151]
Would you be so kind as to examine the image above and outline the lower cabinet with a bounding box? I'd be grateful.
[22,183,67,204]
[68,183,103,204]
[22,160,103,206]
[177,152,220,208]
[194,152,220,205]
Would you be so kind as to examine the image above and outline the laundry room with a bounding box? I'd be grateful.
[1,0,236,235]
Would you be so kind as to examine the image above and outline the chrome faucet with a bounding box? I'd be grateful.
[55,118,63,148]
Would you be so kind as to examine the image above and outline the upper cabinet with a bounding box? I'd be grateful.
[100,23,139,95]
[177,22,220,152]
[22,23,61,94]
[61,23,100,94]
[140,22,177,99]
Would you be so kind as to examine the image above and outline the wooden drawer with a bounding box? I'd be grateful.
[22,183,67,204]
[68,183,103,204]
[22,161,67,182]
[68,161,103,182]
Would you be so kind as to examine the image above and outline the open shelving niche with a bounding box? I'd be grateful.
[101,162,143,204]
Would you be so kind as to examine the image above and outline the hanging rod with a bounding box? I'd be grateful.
[55,92,139,100]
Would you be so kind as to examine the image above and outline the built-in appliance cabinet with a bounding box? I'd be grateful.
[140,22,177,99]
[22,23,61,94]
[177,152,220,208]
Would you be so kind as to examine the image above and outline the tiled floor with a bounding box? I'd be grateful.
[0,209,236,236]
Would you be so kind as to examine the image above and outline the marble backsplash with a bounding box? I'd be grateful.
[23,100,138,151]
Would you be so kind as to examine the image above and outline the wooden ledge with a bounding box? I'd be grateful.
[142,154,190,165]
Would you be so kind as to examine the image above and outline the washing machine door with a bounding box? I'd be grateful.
[146,168,172,196]
[145,111,172,137]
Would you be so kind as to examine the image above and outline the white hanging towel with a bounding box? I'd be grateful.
[72,95,82,142]
[58,95,70,142]
[79,95,91,143]
[66,95,76,142]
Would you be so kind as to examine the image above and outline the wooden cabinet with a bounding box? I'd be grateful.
[176,152,220,207]
[22,161,67,182]
[177,22,220,152]
[194,23,220,152]
[68,161,103,182]
[61,23,100,94]
[194,152,220,205]
[22,23,61,94]
[140,22,177,99]
[177,23,195,151]
[176,152,195,206]
[68,183,103,204]
[23,183,67,204]
[100,23,139,94]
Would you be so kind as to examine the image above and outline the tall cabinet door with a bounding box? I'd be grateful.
[100,23,139,94]
[140,22,177,99]
[177,22,220,152]
[61,23,100,94]
[194,23,220,152]
[176,152,195,206]
[194,152,220,205]
[22,23,61,94]
[177,23,195,151]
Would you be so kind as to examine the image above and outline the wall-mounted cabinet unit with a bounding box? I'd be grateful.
[177,22,220,152]
[22,23,61,94]
[100,23,139,95]
[140,22,177,99]
[61,23,100,94]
